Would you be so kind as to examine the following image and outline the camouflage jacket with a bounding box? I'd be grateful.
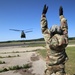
[41,14,68,65]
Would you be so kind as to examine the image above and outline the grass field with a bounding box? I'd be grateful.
[66,47,75,75]
[0,40,75,75]
[37,47,75,75]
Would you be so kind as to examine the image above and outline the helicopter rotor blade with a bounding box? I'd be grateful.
[25,31,32,33]
[9,28,33,32]
[9,29,21,31]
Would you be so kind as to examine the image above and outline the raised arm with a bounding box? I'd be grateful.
[59,6,68,38]
[41,5,51,42]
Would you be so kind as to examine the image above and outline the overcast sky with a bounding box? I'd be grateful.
[0,0,75,41]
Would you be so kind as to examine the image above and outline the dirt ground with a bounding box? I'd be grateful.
[0,46,46,75]
[0,44,75,75]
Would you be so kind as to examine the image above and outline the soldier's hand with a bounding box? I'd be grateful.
[59,6,63,16]
[42,4,48,14]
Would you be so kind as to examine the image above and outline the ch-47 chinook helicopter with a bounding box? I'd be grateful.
[9,29,32,38]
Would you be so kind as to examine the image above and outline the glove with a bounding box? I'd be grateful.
[42,4,48,14]
[59,6,63,16]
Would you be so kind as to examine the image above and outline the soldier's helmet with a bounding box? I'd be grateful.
[50,25,62,36]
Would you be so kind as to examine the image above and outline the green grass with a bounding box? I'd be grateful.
[37,47,75,75]
[37,49,47,58]
[0,55,20,58]
[28,43,45,47]
[0,64,32,73]
[65,47,75,75]
[69,40,75,45]
[0,61,5,64]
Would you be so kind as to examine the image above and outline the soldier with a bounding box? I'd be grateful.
[40,4,68,75]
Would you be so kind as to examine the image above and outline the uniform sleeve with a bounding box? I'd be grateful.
[60,15,68,38]
[41,14,51,43]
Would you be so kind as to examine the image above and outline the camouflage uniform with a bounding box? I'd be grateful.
[41,14,68,75]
